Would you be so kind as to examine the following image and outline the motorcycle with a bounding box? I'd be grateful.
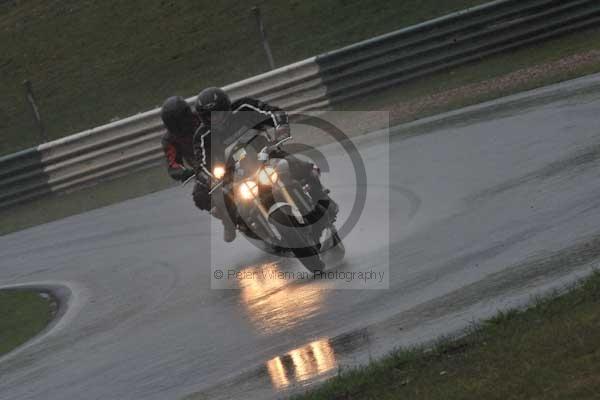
[187,127,345,273]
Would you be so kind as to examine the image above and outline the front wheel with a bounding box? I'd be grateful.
[269,207,325,273]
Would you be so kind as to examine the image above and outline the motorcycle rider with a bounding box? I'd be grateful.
[160,95,203,191]
[161,89,336,242]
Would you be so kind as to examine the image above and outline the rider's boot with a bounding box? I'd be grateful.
[223,221,237,243]
[210,206,237,242]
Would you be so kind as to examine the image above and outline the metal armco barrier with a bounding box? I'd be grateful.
[1,0,599,209]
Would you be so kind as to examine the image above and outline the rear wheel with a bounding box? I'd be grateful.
[269,207,325,273]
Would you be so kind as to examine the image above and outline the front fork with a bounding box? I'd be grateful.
[268,161,329,248]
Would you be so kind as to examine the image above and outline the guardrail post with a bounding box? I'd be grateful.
[23,80,48,143]
[252,5,275,70]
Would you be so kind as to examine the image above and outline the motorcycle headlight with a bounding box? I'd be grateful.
[238,180,258,200]
[213,164,226,180]
[258,166,278,185]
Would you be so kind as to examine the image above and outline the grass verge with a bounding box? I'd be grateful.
[294,271,600,400]
[0,289,56,357]
[337,26,600,124]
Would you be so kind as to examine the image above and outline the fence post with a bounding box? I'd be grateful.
[252,5,275,70]
[23,80,47,143]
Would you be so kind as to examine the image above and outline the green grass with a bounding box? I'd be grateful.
[0,289,55,356]
[294,271,600,400]
[0,0,486,156]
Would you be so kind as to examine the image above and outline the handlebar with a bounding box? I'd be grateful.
[183,135,292,191]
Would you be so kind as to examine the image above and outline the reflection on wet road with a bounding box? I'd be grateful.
[238,262,326,334]
[266,339,336,389]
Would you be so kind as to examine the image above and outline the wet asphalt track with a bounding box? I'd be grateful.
[3,74,600,399]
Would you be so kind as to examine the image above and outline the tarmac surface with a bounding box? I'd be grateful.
[2,74,600,399]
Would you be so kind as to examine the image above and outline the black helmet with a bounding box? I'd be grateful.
[161,96,196,137]
[195,87,231,126]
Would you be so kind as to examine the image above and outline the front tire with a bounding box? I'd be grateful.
[269,207,325,273]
